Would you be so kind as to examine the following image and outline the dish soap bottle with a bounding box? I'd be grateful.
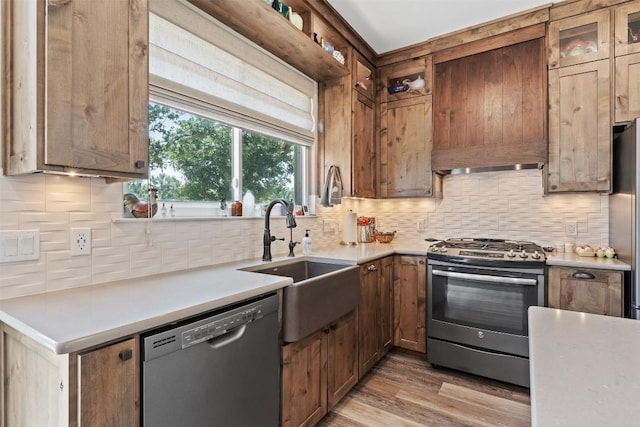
[302,229,312,254]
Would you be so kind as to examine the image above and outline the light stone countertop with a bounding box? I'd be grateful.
[0,241,629,355]
[0,242,411,355]
[528,306,640,427]
[545,251,631,271]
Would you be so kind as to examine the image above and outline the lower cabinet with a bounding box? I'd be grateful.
[358,256,393,378]
[548,266,624,317]
[281,310,358,427]
[76,338,139,426]
[393,255,427,353]
[0,324,139,427]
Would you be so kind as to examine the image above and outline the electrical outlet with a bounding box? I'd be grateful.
[323,220,336,233]
[417,219,426,231]
[71,228,91,256]
[565,221,577,236]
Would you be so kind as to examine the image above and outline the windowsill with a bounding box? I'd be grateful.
[112,215,317,223]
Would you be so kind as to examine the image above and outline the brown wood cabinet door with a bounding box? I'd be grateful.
[358,261,380,378]
[282,331,327,427]
[319,77,353,195]
[326,310,358,409]
[615,52,640,123]
[548,267,623,317]
[379,96,434,197]
[352,92,376,197]
[548,59,611,192]
[379,256,394,354]
[548,9,611,69]
[393,255,427,353]
[614,2,640,57]
[77,337,139,427]
[45,0,148,175]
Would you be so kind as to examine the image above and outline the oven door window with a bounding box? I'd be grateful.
[431,268,539,335]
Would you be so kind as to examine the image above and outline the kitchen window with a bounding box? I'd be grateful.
[128,102,306,216]
[128,0,317,217]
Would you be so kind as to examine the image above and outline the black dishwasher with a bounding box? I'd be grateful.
[141,293,280,427]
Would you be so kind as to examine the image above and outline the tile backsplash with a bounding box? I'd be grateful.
[0,168,608,299]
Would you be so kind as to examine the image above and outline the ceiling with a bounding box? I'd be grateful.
[325,0,554,54]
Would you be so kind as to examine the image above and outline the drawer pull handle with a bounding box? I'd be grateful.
[118,349,133,361]
[571,271,595,280]
[367,265,377,271]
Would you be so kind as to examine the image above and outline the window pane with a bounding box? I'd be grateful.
[242,130,302,207]
[127,103,307,217]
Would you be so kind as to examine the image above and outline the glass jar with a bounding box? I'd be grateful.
[231,200,243,216]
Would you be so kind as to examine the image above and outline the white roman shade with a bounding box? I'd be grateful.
[149,0,317,146]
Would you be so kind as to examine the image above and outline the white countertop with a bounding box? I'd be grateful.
[0,241,629,356]
[0,243,410,355]
[529,307,640,427]
[545,252,631,271]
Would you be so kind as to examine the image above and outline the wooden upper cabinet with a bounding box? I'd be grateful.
[432,36,547,172]
[319,51,376,198]
[379,56,433,104]
[547,59,611,192]
[548,9,611,69]
[614,2,640,57]
[3,0,149,179]
[352,92,376,198]
[614,2,640,123]
[379,96,437,198]
[353,54,375,101]
[615,52,640,123]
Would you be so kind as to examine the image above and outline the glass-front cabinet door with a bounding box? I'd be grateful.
[548,9,610,69]
[615,2,640,57]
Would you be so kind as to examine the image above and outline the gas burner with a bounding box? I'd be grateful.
[427,237,546,265]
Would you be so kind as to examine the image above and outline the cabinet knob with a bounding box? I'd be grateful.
[367,264,377,271]
[134,160,145,168]
[118,349,133,361]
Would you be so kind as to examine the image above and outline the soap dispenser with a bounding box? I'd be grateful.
[302,229,312,254]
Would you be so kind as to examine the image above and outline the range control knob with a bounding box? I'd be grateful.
[519,250,528,259]
[531,250,541,260]
[507,249,516,258]
[440,245,447,253]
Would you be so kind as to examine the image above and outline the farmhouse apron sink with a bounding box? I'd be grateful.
[241,258,360,342]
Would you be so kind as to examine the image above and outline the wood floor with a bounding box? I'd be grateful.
[317,349,531,427]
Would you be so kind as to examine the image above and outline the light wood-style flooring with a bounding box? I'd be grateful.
[318,349,531,427]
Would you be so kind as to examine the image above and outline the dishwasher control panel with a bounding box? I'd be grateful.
[181,305,264,349]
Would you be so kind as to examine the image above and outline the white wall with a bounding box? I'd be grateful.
[0,168,607,299]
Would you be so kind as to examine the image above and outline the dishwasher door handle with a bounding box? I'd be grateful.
[208,325,247,349]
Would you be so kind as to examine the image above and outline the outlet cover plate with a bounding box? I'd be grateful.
[565,221,577,236]
[71,228,92,256]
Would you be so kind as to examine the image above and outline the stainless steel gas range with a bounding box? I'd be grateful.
[426,238,546,388]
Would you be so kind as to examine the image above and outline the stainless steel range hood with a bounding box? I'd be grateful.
[442,163,544,175]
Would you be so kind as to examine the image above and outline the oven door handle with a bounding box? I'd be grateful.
[432,270,538,286]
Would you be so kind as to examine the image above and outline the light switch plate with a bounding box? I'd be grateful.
[0,230,40,263]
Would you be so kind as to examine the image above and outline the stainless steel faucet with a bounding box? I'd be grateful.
[263,198,297,261]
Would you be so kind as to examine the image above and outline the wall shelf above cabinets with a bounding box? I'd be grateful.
[188,0,349,82]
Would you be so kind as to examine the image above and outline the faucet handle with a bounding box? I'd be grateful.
[270,236,285,242]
